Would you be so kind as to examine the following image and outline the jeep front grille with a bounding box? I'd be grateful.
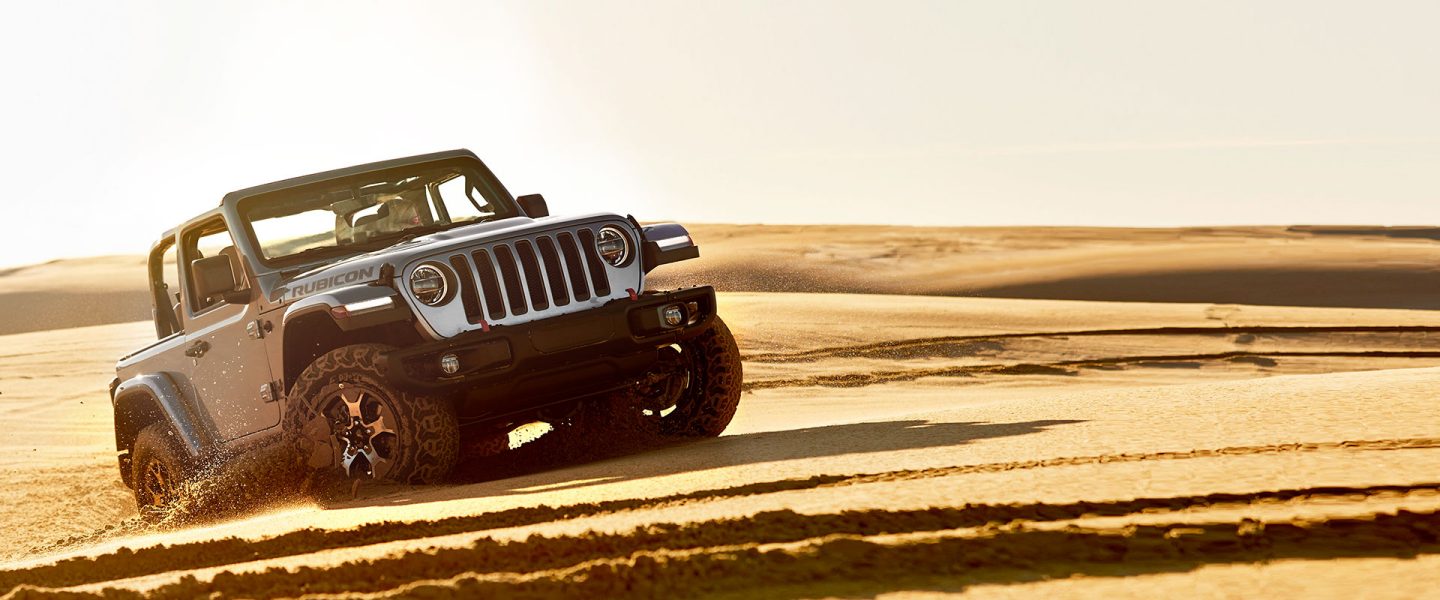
[442,226,622,325]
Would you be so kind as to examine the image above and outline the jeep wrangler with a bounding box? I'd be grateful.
[109,150,742,514]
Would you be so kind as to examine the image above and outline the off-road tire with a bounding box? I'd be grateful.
[659,315,744,437]
[550,316,742,450]
[131,422,193,519]
[286,343,459,485]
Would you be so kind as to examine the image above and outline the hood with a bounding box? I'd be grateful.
[255,214,629,312]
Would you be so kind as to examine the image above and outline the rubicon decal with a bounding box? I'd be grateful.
[273,266,376,302]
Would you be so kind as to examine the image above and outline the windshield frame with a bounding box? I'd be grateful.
[233,155,518,270]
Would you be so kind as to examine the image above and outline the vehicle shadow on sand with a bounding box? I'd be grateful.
[346,417,1082,508]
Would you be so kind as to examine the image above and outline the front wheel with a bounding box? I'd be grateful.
[287,343,459,485]
[659,316,744,437]
[586,315,744,439]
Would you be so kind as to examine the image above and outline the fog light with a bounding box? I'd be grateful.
[663,305,684,327]
[439,353,461,375]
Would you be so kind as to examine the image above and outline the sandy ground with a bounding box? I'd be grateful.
[1,226,1439,598]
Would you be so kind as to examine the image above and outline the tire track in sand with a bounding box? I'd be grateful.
[744,350,1440,391]
[308,508,1440,599]
[5,437,1437,595]
[742,325,1440,363]
[13,501,1440,598]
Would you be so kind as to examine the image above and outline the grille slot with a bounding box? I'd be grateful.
[536,236,570,307]
[471,249,506,320]
[557,232,591,301]
[576,228,612,297]
[514,240,549,312]
[448,255,483,323]
[492,245,528,316]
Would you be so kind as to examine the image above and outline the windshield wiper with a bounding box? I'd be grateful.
[357,223,464,248]
[278,245,346,263]
[398,223,456,240]
[273,246,353,277]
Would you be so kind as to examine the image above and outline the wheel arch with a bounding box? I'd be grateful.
[280,291,421,396]
[111,373,209,487]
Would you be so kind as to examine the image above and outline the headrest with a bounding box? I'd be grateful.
[219,246,243,279]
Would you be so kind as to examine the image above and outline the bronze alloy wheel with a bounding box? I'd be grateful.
[139,460,175,508]
[320,384,401,479]
[130,422,194,517]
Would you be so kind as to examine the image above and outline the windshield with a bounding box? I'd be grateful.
[240,164,518,264]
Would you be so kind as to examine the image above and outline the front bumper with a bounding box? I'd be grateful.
[379,286,716,414]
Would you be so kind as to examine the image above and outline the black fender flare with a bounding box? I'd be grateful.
[278,285,413,393]
[639,222,700,272]
[111,372,213,487]
[282,285,408,333]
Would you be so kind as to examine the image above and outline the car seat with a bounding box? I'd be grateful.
[352,203,392,241]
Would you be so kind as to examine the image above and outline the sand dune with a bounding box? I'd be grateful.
[0,256,153,335]
[3,225,1438,334]
[650,225,1440,309]
[2,290,1439,597]
[1,224,1438,597]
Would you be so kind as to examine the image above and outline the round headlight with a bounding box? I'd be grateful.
[409,263,453,306]
[595,226,632,267]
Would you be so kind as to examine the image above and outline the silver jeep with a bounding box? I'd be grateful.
[109,150,742,514]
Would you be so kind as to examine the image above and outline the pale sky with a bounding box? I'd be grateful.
[1,1,1437,267]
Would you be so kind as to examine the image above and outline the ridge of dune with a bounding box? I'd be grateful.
[2,225,1437,335]
[649,225,1440,309]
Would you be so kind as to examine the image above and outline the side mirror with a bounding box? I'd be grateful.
[517,194,549,218]
[192,255,247,304]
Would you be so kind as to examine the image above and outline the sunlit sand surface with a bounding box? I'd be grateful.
[1,225,1438,597]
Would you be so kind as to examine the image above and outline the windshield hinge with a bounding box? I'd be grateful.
[370,263,396,288]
